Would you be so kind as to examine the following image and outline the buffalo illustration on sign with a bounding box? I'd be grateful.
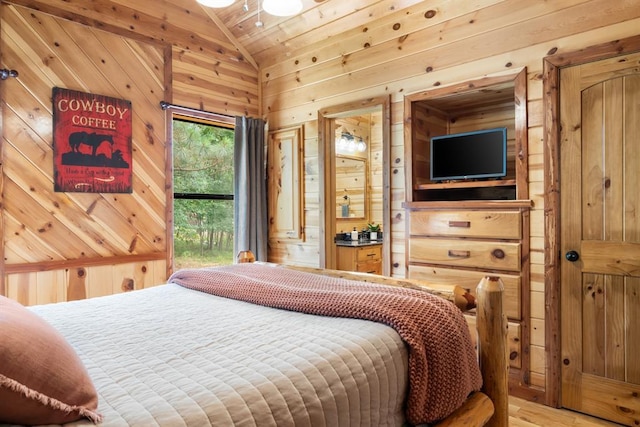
[53,87,133,193]
[69,132,113,155]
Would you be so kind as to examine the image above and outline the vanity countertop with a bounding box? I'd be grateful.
[335,240,383,247]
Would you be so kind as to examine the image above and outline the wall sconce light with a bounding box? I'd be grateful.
[336,132,367,153]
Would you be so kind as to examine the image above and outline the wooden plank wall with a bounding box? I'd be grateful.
[261,0,640,395]
[0,1,259,304]
[2,0,639,399]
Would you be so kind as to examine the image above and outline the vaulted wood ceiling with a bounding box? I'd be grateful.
[204,0,425,69]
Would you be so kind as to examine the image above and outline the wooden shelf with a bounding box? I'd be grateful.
[415,179,516,191]
[403,199,533,210]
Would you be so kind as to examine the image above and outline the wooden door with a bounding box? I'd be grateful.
[560,52,640,425]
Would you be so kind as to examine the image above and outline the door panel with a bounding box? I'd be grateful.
[560,53,640,426]
[627,277,640,384]
[581,240,640,275]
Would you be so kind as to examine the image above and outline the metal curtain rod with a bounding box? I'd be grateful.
[159,101,235,123]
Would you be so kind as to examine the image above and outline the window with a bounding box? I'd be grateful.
[172,116,235,269]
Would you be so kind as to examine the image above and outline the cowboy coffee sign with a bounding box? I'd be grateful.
[53,87,132,193]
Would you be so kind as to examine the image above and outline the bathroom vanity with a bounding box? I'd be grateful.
[335,239,382,275]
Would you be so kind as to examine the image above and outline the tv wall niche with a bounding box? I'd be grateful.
[403,69,528,202]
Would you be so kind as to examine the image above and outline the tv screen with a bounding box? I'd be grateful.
[430,127,507,181]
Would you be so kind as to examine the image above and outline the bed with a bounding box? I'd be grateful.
[0,262,507,427]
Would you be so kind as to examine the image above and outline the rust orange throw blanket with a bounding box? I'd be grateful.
[169,263,482,425]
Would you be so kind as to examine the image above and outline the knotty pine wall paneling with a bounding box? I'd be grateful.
[0,1,259,303]
[4,0,259,116]
[1,4,167,303]
[260,0,640,400]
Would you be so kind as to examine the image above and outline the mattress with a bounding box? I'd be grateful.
[27,283,409,426]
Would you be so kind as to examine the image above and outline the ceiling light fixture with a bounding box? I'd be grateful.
[196,0,303,17]
[262,0,303,16]
[196,0,236,7]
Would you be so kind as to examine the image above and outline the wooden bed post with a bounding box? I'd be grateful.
[476,276,508,427]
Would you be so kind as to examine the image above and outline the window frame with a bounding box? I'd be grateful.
[162,103,235,274]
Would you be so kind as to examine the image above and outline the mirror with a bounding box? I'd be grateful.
[318,95,391,275]
[335,156,367,219]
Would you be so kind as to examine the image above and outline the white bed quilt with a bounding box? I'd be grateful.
[27,284,408,427]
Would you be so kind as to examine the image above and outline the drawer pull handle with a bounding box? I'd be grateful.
[448,221,470,228]
[366,253,376,257]
[492,249,505,259]
[447,250,470,259]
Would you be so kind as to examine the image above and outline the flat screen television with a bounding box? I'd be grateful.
[430,127,507,181]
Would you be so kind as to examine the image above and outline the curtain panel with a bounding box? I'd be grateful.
[234,116,267,261]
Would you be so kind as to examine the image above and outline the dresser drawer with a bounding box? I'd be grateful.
[409,210,521,239]
[408,264,521,320]
[356,260,382,274]
[409,237,521,271]
[356,245,381,262]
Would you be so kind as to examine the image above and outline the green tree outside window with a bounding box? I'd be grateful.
[173,119,235,268]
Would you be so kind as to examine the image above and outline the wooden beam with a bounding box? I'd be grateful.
[199,6,259,71]
[163,45,175,280]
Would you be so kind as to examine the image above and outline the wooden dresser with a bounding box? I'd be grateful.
[402,69,541,400]
[405,202,531,372]
[336,243,382,275]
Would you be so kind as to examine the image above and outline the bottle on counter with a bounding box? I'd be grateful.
[351,227,358,241]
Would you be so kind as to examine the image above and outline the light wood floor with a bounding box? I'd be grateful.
[509,396,623,426]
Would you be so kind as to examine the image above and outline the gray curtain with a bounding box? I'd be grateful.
[234,116,267,261]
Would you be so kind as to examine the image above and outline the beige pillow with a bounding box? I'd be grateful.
[0,296,102,425]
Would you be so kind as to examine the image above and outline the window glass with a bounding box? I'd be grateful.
[173,119,234,269]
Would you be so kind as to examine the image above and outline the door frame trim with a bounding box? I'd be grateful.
[318,95,391,275]
[542,34,640,408]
